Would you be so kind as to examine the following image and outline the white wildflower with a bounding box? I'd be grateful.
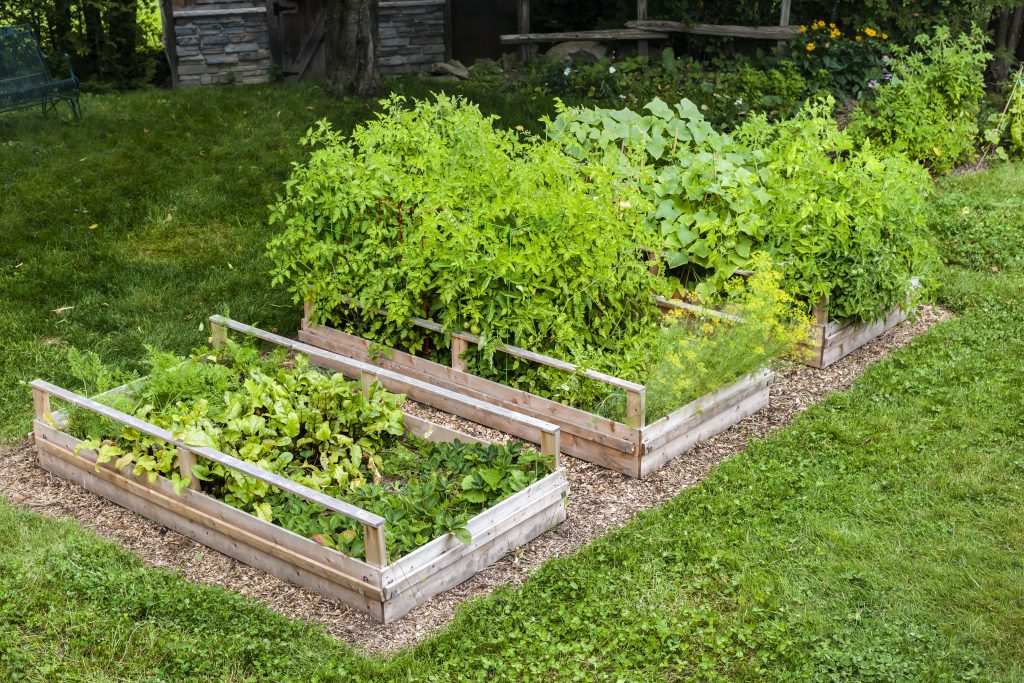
[608,66,617,74]
[563,67,571,76]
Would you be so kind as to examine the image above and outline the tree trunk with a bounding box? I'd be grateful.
[82,0,105,79]
[50,0,74,56]
[1009,4,1024,59]
[324,0,381,98]
[105,0,139,86]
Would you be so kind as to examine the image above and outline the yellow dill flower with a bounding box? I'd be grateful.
[806,41,815,52]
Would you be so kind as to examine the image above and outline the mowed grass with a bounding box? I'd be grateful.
[1,237,1022,681]
[0,81,555,443]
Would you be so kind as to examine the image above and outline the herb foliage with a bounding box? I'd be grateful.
[65,342,553,562]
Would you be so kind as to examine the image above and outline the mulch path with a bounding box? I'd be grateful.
[0,305,951,654]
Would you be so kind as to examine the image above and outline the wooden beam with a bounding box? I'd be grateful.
[637,0,649,57]
[625,20,797,40]
[500,29,668,45]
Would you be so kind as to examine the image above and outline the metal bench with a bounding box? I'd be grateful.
[0,25,81,120]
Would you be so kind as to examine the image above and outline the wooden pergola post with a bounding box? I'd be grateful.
[637,0,648,56]
[777,0,792,55]
[518,0,531,61]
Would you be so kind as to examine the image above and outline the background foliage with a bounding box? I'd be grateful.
[0,0,164,89]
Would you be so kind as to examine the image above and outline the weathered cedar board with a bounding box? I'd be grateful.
[32,414,568,624]
[802,305,912,369]
[300,318,774,479]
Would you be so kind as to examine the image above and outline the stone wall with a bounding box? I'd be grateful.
[378,0,447,74]
[173,7,272,86]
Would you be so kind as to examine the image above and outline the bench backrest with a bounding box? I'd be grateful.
[0,25,52,92]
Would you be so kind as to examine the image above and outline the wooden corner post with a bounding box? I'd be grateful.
[360,369,379,396]
[363,523,387,568]
[540,429,561,471]
[32,386,51,423]
[626,387,646,429]
[210,318,228,347]
[176,446,202,492]
[451,335,470,372]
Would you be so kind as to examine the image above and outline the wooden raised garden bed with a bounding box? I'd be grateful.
[30,316,568,624]
[299,302,773,479]
[801,279,919,369]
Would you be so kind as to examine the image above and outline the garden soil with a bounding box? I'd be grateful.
[0,306,951,654]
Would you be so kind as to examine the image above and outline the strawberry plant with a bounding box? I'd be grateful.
[66,341,554,562]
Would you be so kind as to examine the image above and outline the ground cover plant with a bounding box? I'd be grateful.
[267,95,807,423]
[2,158,1023,680]
[57,339,553,562]
[551,95,935,322]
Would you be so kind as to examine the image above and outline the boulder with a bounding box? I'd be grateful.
[544,40,607,62]
[428,60,470,80]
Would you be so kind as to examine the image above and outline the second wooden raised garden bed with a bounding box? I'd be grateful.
[299,302,773,480]
[30,316,568,623]
[801,279,920,369]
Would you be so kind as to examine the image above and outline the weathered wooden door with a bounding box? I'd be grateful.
[267,0,325,80]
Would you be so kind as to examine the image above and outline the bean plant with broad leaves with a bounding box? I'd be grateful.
[550,95,934,322]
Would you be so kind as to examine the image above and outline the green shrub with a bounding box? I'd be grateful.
[268,94,805,420]
[740,98,936,320]
[848,26,990,173]
[551,96,934,322]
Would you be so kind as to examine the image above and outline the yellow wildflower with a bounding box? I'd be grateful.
[855,35,862,41]
[830,28,841,38]
[829,22,837,29]
[806,42,815,52]
[882,33,888,40]
[799,24,807,33]
[864,27,877,37]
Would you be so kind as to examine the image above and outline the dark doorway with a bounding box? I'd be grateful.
[268,0,326,80]
[451,0,518,64]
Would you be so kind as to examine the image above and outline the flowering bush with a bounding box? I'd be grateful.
[787,19,892,98]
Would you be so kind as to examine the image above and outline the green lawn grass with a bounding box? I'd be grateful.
[2,85,1023,681]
